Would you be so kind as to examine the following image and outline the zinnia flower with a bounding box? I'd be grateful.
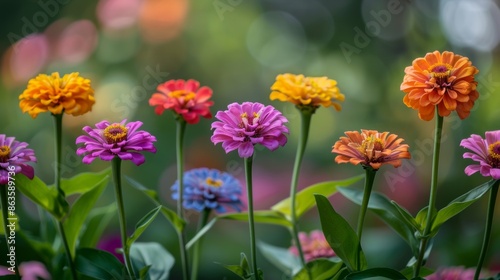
[427,267,476,280]
[211,102,289,158]
[332,129,410,170]
[0,135,37,184]
[19,72,95,118]
[289,230,336,262]
[171,168,243,213]
[270,73,344,110]
[400,51,479,121]
[460,130,500,179]
[76,120,156,166]
[149,79,213,124]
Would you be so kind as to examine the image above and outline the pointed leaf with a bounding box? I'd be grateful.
[127,206,162,248]
[79,204,117,249]
[314,194,367,272]
[75,248,126,280]
[14,174,68,220]
[346,267,408,279]
[126,177,185,233]
[272,175,364,220]
[432,180,497,232]
[293,259,343,280]
[59,168,111,195]
[130,242,174,280]
[400,266,434,279]
[258,241,301,276]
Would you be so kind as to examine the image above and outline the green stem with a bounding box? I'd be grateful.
[52,114,78,280]
[0,185,21,279]
[111,158,134,279]
[245,155,258,280]
[175,119,189,280]
[413,112,443,278]
[355,167,377,271]
[474,180,500,280]
[289,108,313,277]
[191,209,211,280]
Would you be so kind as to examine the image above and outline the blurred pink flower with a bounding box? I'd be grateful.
[0,261,50,280]
[289,230,336,262]
[460,130,500,179]
[427,267,476,280]
[97,0,143,30]
[56,20,98,65]
[97,234,124,263]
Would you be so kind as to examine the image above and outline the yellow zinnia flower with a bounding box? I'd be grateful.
[270,73,345,110]
[19,72,95,118]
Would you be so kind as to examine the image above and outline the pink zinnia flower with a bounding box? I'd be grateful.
[76,120,156,166]
[427,266,476,280]
[149,79,214,124]
[0,134,37,184]
[460,130,500,179]
[289,230,336,262]
[210,102,289,158]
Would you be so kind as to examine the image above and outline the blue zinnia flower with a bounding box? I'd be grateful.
[171,168,243,213]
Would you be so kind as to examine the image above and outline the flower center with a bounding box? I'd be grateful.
[359,136,384,156]
[429,63,453,82]
[103,124,128,144]
[205,177,223,188]
[488,141,500,167]
[169,90,196,102]
[0,145,10,162]
[240,111,261,127]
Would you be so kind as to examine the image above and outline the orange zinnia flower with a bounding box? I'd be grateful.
[270,73,344,110]
[19,72,95,118]
[401,51,479,121]
[332,129,410,170]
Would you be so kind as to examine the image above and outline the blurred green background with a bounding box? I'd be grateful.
[1,0,500,278]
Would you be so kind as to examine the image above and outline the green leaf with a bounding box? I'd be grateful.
[75,248,126,280]
[432,180,497,232]
[346,267,408,279]
[332,267,349,280]
[63,172,111,256]
[293,259,343,280]
[414,207,429,232]
[59,168,111,196]
[400,266,434,279]
[126,206,162,248]
[258,241,301,276]
[186,211,290,249]
[220,253,263,280]
[79,204,117,249]
[125,177,186,233]
[338,188,420,256]
[314,194,367,272]
[130,242,175,280]
[272,175,364,220]
[15,174,68,220]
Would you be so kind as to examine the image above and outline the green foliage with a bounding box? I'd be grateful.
[221,253,263,280]
[293,259,343,280]
[78,204,117,249]
[126,206,162,249]
[314,194,367,272]
[130,242,175,280]
[345,267,408,279]
[75,248,126,280]
[257,241,301,276]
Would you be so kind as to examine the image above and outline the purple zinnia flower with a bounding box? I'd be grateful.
[427,266,476,280]
[172,168,243,213]
[460,130,500,179]
[0,134,37,184]
[211,102,289,158]
[289,230,336,262]
[76,120,157,166]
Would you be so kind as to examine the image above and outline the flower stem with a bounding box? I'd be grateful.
[289,108,313,276]
[0,185,21,279]
[244,155,258,280]
[474,180,500,280]
[52,114,78,280]
[175,119,189,280]
[191,208,211,280]
[355,167,377,271]
[413,112,443,278]
[111,158,134,279]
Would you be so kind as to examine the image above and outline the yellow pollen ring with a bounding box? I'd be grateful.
[103,124,128,144]
[205,178,223,187]
[169,90,196,101]
[429,63,453,79]
[489,141,500,160]
[359,136,384,154]
[0,145,11,159]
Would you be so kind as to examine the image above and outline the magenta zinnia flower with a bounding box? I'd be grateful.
[76,120,157,166]
[211,102,289,158]
[289,230,336,262]
[460,130,500,179]
[427,266,476,280]
[0,134,37,184]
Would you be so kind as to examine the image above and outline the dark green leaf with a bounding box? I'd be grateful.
[75,248,126,280]
[400,266,434,279]
[79,204,117,249]
[346,267,408,279]
[293,259,343,280]
[127,206,162,248]
[272,175,364,220]
[258,241,301,276]
[15,174,68,219]
[59,168,111,196]
[130,242,174,280]
[332,267,349,280]
[314,194,367,272]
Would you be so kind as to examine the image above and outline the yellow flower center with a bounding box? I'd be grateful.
[205,178,223,188]
[0,146,10,162]
[359,136,384,156]
[488,141,500,167]
[169,90,196,102]
[429,63,453,80]
[103,124,128,144]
